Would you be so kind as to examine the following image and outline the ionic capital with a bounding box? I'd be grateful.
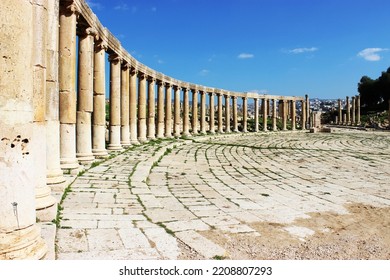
[95,40,108,52]
[108,53,122,64]
[121,62,130,70]
[130,67,138,76]
[61,1,80,16]
[148,76,156,83]
[138,72,148,80]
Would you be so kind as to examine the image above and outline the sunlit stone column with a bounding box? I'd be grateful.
[272,99,277,131]
[217,92,223,133]
[351,96,356,125]
[225,94,231,133]
[305,94,310,129]
[107,54,123,150]
[262,98,268,131]
[281,100,287,130]
[254,98,259,132]
[147,77,156,139]
[76,27,96,163]
[232,96,238,132]
[46,0,65,186]
[242,97,248,132]
[92,40,108,157]
[129,67,139,144]
[156,80,165,138]
[343,113,346,125]
[338,99,342,125]
[59,2,79,169]
[346,96,350,125]
[209,92,215,133]
[174,85,181,137]
[192,88,198,134]
[356,95,361,125]
[267,99,271,117]
[0,0,47,259]
[291,99,296,130]
[120,63,131,146]
[165,83,173,138]
[200,90,207,134]
[301,99,306,130]
[137,72,147,143]
[182,87,191,137]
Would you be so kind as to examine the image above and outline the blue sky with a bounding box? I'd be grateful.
[86,0,389,99]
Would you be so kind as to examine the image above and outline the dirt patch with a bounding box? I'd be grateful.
[197,203,390,260]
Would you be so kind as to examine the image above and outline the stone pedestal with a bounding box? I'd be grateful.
[129,68,139,144]
[174,86,181,137]
[147,78,156,140]
[225,95,231,133]
[165,84,173,138]
[209,93,215,133]
[120,64,131,146]
[156,81,165,138]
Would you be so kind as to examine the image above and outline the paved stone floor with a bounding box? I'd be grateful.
[55,130,390,259]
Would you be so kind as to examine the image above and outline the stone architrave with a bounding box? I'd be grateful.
[200,91,207,134]
[165,83,173,138]
[254,98,259,132]
[59,1,79,169]
[338,99,342,125]
[291,99,296,130]
[272,99,277,131]
[225,94,231,133]
[156,80,165,138]
[147,77,156,140]
[232,96,238,132]
[129,67,139,144]
[242,97,248,132]
[0,0,48,259]
[174,85,181,137]
[46,0,65,186]
[107,54,123,150]
[182,87,191,136]
[192,88,199,134]
[137,72,148,143]
[346,96,350,125]
[92,40,108,157]
[262,98,268,131]
[76,26,96,163]
[120,63,131,146]
[217,93,224,133]
[209,92,215,133]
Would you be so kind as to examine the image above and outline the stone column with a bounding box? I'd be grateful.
[120,63,131,146]
[356,95,361,125]
[337,99,342,125]
[232,96,238,132]
[291,99,296,130]
[343,113,346,125]
[281,100,287,130]
[165,83,173,138]
[301,99,306,130]
[346,96,350,125]
[254,98,259,132]
[76,27,96,163]
[272,99,277,131]
[267,99,271,117]
[192,89,198,134]
[137,72,147,143]
[174,85,181,137]
[242,97,248,132]
[209,92,215,133]
[59,1,79,169]
[182,87,191,136]
[262,98,268,131]
[107,54,123,150]
[200,91,207,134]
[147,77,156,140]
[225,95,231,133]
[129,68,139,144]
[305,94,310,129]
[156,80,165,138]
[217,93,224,133]
[351,96,356,125]
[46,0,65,186]
[1,0,47,259]
[92,40,108,157]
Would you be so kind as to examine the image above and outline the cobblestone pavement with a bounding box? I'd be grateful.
[56,130,390,259]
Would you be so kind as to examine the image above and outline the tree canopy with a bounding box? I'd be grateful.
[358,67,390,111]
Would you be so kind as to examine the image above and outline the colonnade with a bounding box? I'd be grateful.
[0,0,309,259]
[336,95,361,125]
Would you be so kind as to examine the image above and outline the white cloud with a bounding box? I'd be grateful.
[358,48,388,61]
[288,47,318,54]
[199,69,210,76]
[238,53,254,59]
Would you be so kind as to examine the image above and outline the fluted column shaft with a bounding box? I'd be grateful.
[254,98,259,132]
[217,93,223,133]
[233,96,238,132]
[209,93,215,133]
[156,81,165,138]
[59,2,79,169]
[183,87,191,136]
[262,98,268,131]
[165,84,173,137]
[174,86,181,137]
[346,96,350,125]
[120,64,130,146]
[225,95,231,133]
[137,73,147,142]
[242,97,248,132]
[192,89,198,134]
[147,77,156,139]
[129,68,139,144]
[291,100,296,130]
[92,41,108,157]
[200,91,206,134]
[107,54,122,150]
[272,99,277,131]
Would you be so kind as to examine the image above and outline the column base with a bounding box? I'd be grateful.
[120,141,132,147]
[76,153,95,164]
[60,157,80,170]
[182,132,192,137]
[107,144,123,151]
[130,139,140,145]
[174,133,181,138]
[138,137,148,144]
[92,148,109,158]
[147,135,156,140]
[46,168,66,185]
